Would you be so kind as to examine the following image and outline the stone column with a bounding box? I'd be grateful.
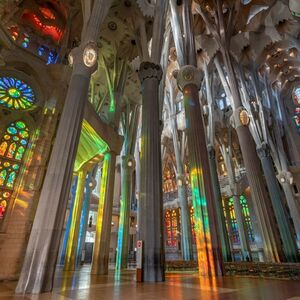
[257,145,300,262]
[176,175,194,260]
[177,65,223,276]
[16,43,99,293]
[207,146,232,262]
[76,171,94,265]
[116,155,135,269]
[59,176,78,265]
[232,109,282,262]
[91,152,116,275]
[16,0,112,293]
[64,169,87,270]
[138,62,165,282]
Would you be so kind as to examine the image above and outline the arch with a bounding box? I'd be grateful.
[0,120,30,219]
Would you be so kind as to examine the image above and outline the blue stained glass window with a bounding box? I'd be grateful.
[0,76,36,110]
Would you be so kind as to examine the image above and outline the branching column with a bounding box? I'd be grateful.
[232,108,282,262]
[207,146,232,262]
[91,152,116,275]
[138,62,165,282]
[16,46,98,294]
[116,155,135,269]
[177,65,223,276]
[16,0,112,293]
[257,145,300,262]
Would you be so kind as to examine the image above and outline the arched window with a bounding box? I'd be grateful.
[227,195,255,245]
[0,121,30,219]
[240,195,255,242]
[228,198,239,244]
[0,77,36,110]
[165,209,179,247]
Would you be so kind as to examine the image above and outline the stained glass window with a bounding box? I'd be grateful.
[0,121,29,219]
[292,87,300,105]
[227,195,255,244]
[0,77,36,110]
[240,195,255,242]
[228,198,240,244]
[165,209,179,247]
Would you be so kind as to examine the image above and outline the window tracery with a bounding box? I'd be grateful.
[0,77,36,110]
[0,121,29,219]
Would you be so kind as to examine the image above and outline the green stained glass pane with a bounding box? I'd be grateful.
[19,130,29,139]
[15,146,25,160]
[12,164,19,170]
[16,121,26,129]
[13,136,19,141]
[8,88,21,98]
[0,170,7,185]
[7,171,16,188]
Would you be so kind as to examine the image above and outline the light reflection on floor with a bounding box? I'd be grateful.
[0,265,300,299]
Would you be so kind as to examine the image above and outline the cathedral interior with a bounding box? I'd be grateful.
[1,0,300,299]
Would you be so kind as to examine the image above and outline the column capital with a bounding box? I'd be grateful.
[176,65,203,91]
[138,62,162,83]
[69,41,98,75]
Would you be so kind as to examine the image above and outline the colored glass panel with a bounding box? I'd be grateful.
[228,198,239,244]
[292,87,300,105]
[0,121,29,219]
[21,11,64,42]
[0,77,36,110]
[0,142,7,156]
[165,209,179,247]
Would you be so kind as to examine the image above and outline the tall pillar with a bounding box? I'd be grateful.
[177,175,194,260]
[116,155,135,269]
[64,170,87,270]
[60,176,78,265]
[257,145,300,262]
[232,110,282,262]
[207,146,232,262]
[91,152,116,275]
[138,62,165,282]
[16,0,112,293]
[16,45,98,294]
[177,65,223,276]
[76,171,94,265]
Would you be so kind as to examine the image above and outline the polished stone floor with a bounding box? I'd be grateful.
[1,266,300,300]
